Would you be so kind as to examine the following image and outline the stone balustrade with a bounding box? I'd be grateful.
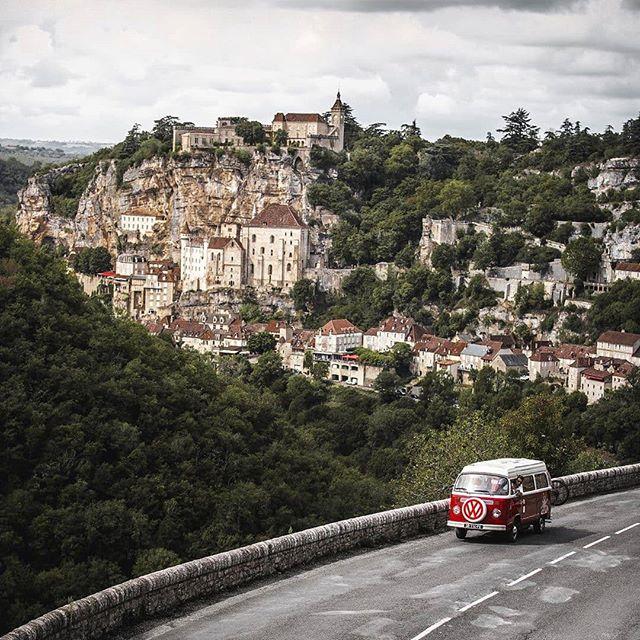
[4,462,640,640]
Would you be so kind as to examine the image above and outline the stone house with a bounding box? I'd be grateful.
[119,211,161,236]
[611,262,640,282]
[555,344,596,375]
[367,315,429,352]
[580,368,612,404]
[492,352,528,375]
[528,350,559,381]
[315,319,363,355]
[323,354,382,387]
[411,338,465,378]
[596,330,640,365]
[459,343,491,372]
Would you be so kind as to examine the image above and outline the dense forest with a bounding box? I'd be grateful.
[1,222,640,632]
[308,108,640,268]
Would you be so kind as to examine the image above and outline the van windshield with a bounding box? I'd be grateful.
[454,473,509,496]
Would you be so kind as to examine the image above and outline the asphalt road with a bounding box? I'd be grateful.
[132,487,640,640]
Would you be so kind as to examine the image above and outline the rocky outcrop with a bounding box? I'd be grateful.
[586,157,640,196]
[16,164,82,250]
[16,150,314,261]
[603,223,640,261]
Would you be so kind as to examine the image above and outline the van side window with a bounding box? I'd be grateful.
[521,475,535,492]
[535,473,549,489]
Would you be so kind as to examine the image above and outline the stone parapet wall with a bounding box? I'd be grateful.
[4,463,640,640]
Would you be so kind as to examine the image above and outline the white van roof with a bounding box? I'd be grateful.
[460,458,547,478]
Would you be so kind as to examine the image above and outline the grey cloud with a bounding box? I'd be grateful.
[25,60,76,88]
[275,0,586,13]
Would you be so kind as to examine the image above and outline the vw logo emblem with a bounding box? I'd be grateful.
[462,498,487,523]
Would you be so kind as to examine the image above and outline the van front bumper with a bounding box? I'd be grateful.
[447,520,507,531]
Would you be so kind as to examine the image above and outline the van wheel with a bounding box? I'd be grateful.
[455,528,467,540]
[533,518,545,534]
[507,521,520,543]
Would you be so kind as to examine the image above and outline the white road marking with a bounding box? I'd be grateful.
[410,617,452,639]
[507,567,543,586]
[458,591,499,612]
[615,522,640,535]
[548,551,576,565]
[583,535,610,549]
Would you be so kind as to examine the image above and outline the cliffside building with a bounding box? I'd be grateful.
[180,204,309,293]
[241,204,309,291]
[173,93,345,153]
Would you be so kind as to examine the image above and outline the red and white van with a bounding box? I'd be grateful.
[447,458,552,542]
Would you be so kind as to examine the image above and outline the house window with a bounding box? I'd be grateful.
[260,247,265,254]
[286,263,291,272]
[252,234,256,242]
[270,235,275,243]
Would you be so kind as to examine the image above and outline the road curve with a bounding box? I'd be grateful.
[126,487,640,640]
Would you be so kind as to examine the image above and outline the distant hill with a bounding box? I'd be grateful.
[0,138,110,166]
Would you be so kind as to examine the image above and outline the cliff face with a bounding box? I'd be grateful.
[16,151,311,260]
[586,157,640,196]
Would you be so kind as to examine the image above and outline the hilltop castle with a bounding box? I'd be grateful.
[172,93,346,153]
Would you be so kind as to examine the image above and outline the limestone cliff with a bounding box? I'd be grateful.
[586,157,640,196]
[16,150,314,261]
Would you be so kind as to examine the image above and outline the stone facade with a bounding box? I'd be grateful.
[6,463,640,640]
[179,204,309,293]
[241,204,309,291]
[174,94,345,153]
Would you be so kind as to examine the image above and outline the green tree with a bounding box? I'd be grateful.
[561,237,602,281]
[235,120,266,145]
[152,116,194,145]
[430,244,456,271]
[247,331,277,354]
[397,412,513,504]
[132,548,181,577]
[497,108,540,153]
[373,370,402,402]
[72,246,113,275]
[437,179,475,218]
[312,360,329,381]
[273,129,288,146]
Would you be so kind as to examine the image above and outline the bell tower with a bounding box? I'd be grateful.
[330,91,345,152]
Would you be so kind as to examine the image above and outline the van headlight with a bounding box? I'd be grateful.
[492,508,502,517]
[453,505,461,515]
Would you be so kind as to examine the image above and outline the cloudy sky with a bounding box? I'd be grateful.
[1,0,639,143]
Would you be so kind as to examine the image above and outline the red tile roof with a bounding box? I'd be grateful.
[208,237,233,250]
[283,113,325,123]
[530,351,559,362]
[582,368,612,382]
[320,319,361,335]
[597,330,640,347]
[247,203,306,228]
[555,344,595,360]
[614,262,640,273]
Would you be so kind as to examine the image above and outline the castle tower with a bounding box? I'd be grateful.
[330,92,346,152]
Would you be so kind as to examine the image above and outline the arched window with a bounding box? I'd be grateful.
[270,235,275,243]
[268,265,273,275]
[252,234,256,242]
[260,247,265,254]
[286,263,291,272]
